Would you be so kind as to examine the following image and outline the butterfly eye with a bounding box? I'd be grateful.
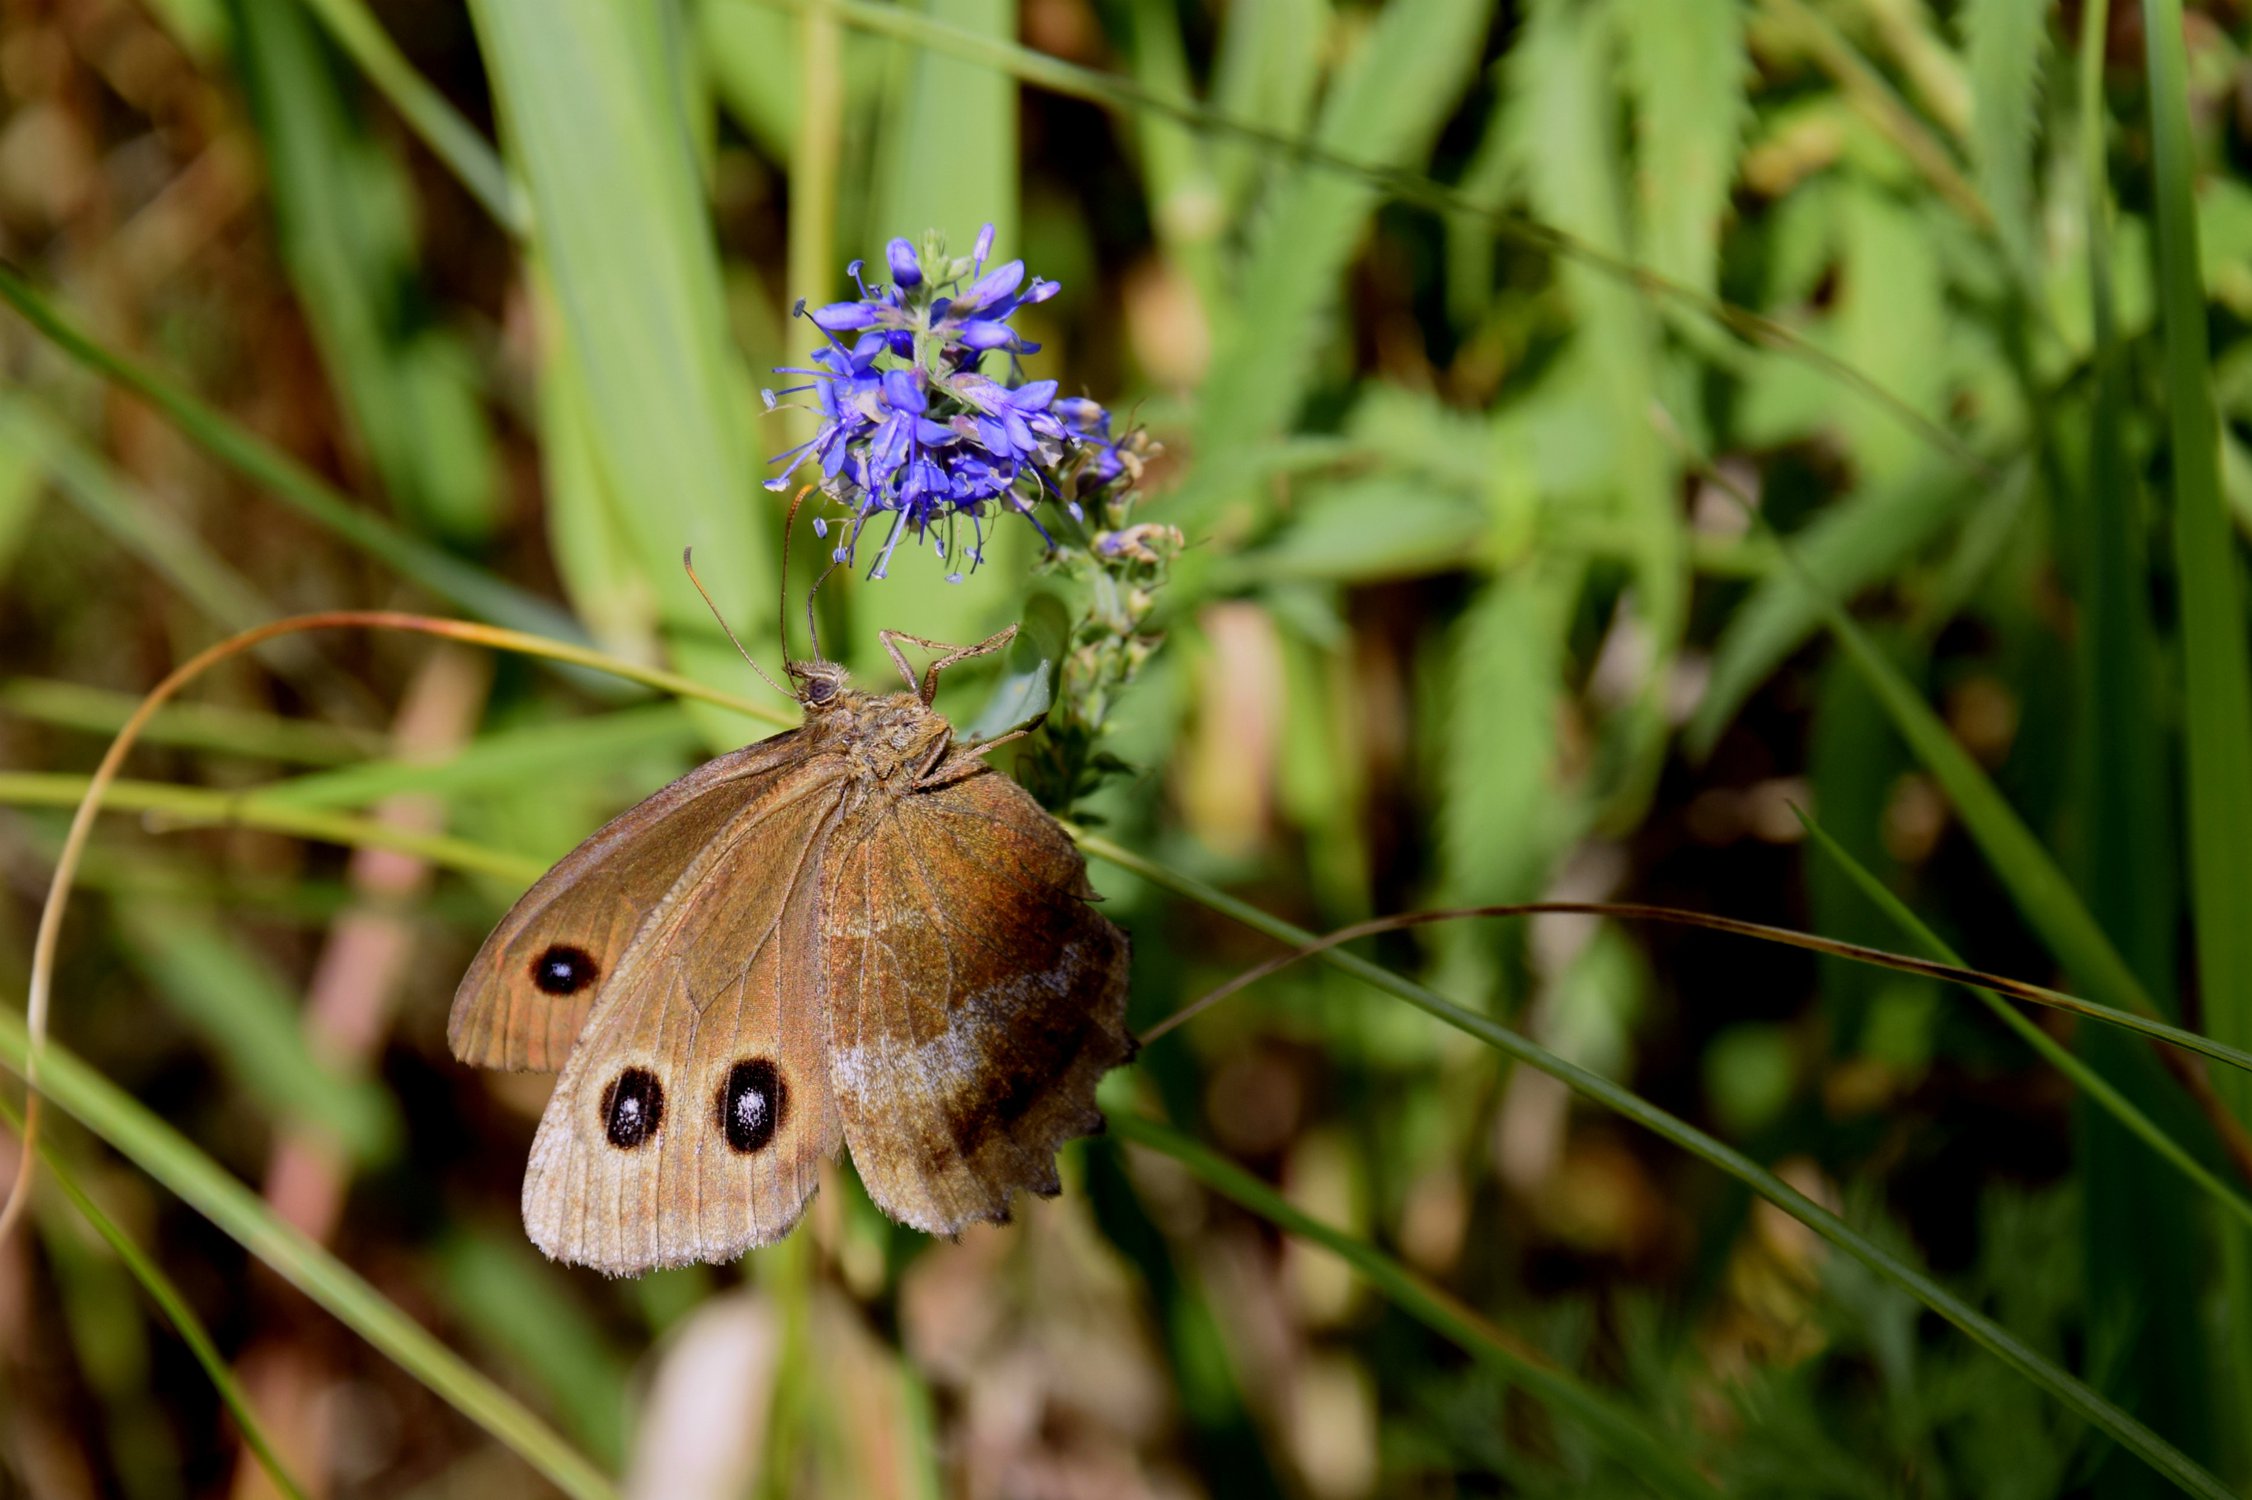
[717,1059,785,1153]
[531,944,599,996]
[600,1068,665,1150]
[805,677,836,705]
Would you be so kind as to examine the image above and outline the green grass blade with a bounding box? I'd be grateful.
[2143,0,2252,1115]
[1688,461,1981,757]
[876,0,1017,253]
[0,1010,617,1500]
[2069,0,2213,1474]
[701,0,803,162]
[290,0,527,233]
[1676,441,2165,1031]
[231,0,503,545]
[432,1231,634,1465]
[1205,0,1325,217]
[1076,830,2233,1500]
[470,0,775,728]
[26,402,285,636]
[0,267,583,644]
[743,0,1992,479]
[1964,0,2047,279]
[2143,0,2252,1441]
[0,1094,312,1500]
[112,901,400,1163]
[251,703,699,811]
[1801,813,2252,1236]
[1112,1115,1723,1500]
[0,678,381,765]
[0,773,546,884]
[1618,0,1747,301]
[1189,0,1493,518]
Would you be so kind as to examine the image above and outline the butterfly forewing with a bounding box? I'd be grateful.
[821,760,1132,1235]
[447,731,814,1072]
[521,765,848,1274]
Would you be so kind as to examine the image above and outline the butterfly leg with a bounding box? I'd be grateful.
[876,626,1019,705]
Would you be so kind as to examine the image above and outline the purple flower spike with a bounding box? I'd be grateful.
[763,224,1133,578]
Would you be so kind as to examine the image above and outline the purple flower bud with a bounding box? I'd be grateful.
[887,238,923,288]
[958,321,1017,349]
[958,260,1024,313]
[972,223,996,267]
[881,369,926,412]
[812,517,829,537]
[810,301,879,331]
[1023,277,1060,305]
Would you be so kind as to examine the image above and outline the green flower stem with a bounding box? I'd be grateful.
[1111,1114,1721,1499]
[0,1012,615,1500]
[1071,829,2231,1500]
[0,773,545,884]
[0,1093,313,1500]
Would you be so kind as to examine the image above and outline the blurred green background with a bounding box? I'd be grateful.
[6,0,2252,1494]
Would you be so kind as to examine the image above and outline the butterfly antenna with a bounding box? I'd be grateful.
[807,555,841,659]
[779,485,816,669]
[682,548,791,698]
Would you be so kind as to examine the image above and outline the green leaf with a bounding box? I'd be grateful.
[698,0,802,160]
[292,0,525,232]
[2143,0,2252,1434]
[0,1093,311,1500]
[432,1231,635,1465]
[1206,0,1327,219]
[0,395,43,584]
[0,267,583,644]
[112,902,400,1164]
[1075,831,2235,1500]
[1835,177,1951,480]
[1221,477,1488,584]
[0,1008,615,1500]
[961,589,1067,742]
[876,0,1017,254]
[229,0,502,544]
[1113,1115,1722,1499]
[1188,0,1495,524]
[1688,461,1979,757]
[252,703,701,811]
[1618,0,1747,299]
[470,0,773,739]
[1436,571,1573,912]
[1964,0,2048,278]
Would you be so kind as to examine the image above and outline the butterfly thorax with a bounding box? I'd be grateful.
[803,687,953,788]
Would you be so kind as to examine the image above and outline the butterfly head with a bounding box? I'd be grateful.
[790,659,851,710]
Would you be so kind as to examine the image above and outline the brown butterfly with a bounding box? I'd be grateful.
[448,558,1133,1276]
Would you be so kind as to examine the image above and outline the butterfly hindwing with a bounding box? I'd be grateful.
[820,759,1132,1235]
[446,731,811,1072]
[520,763,849,1274]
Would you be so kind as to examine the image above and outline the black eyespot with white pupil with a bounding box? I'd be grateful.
[601,1067,664,1150]
[718,1059,784,1153]
[531,944,598,996]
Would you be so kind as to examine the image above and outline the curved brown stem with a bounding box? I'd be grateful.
[1140,901,2252,1184]
[0,610,784,1251]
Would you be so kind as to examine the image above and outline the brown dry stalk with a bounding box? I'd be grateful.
[0,609,781,1253]
[1144,902,2252,1187]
